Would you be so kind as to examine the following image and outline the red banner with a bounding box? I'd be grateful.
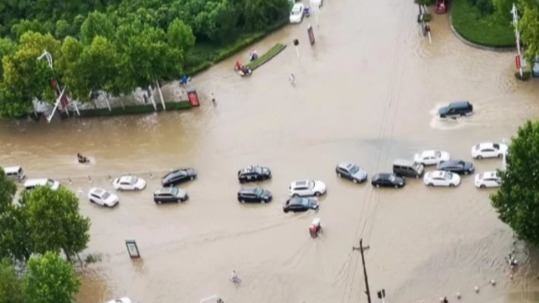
[516,55,521,69]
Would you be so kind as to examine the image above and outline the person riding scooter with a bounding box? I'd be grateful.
[309,217,321,238]
[77,153,89,164]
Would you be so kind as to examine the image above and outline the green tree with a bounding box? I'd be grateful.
[24,252,80,303]
[80,11,115,45]
[0,204,33,263]
[241,0,290,31]
[167,18,196,54]
[24,187,90,260]
[519,0,539,62]
[491,120,539,246]
[0,258,24,303]
[0,38,17,79]
[0,168,16,213]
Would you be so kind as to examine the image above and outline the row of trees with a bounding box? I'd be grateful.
[0,0,290,118]
[0,169,90,302]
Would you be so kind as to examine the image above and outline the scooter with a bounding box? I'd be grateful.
[77,154,90,164]
[309,217,322,238]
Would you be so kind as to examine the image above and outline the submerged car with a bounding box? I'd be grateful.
[289,179,326,197]
[335,162,368,183]
[154,187,189,203]
[413,150,451,166]
[88,187,119,207]
[162,168,197,186]
[436,160,474,175]
[371,173,405,188]
[237,187,272,203]
[289,3,305,23]
[423,170,460,187]
[113,176,146,191]
[474,171,501,188]
[283,197,319,213]
[471,142,508,159]
[238,165,272,183]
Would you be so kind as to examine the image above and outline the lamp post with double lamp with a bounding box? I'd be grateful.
[36,50,80,122]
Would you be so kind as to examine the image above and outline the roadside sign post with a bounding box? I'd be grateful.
[511,3,523,77]
[125,240,141,259]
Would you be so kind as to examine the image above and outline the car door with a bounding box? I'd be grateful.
[121,181,132,190]
[482,148,495,158]
[340,168,351,180]
[297,186,308,196]
[425,156,434,165]
[91,193,102,205]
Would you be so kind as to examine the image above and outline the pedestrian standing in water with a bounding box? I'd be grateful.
[442,297,448,303]
[210,92,215,103]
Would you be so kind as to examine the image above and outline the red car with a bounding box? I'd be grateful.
[435,0,448,14]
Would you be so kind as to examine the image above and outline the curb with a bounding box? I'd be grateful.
[448,14,516,53]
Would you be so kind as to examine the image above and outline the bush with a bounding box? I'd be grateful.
[451,0,515,47]
[246,43,287,70]
[77,101,192,118]
[514,71,531,81]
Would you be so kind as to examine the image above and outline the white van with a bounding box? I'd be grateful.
[23,178,61,191]
[4,166,25,182]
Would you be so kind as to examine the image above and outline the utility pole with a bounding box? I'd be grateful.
[353,239,372,303]
[511,3,523,77]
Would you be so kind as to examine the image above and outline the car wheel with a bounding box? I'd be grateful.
[292,194,299,197]
[117,188,123,192]
[240,199,246,204]
[314,192,321,197]
[498,154,502,158]
[337,173,342,178]
[428,183,434,187]
[156,200,162,204]
[190,176,195,180]
[394,185,398,188]
[449,183,455,187]
[135,188,140,191]
[283,209,289,213]
[239,179,244,183]
[353,179,358,184]
[90,199,95,203]
[480,184,486,188]
[375,184,380,188]
[464,171,470,175]
[477,155,483,160]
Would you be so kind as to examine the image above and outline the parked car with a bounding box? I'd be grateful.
[436,160,474,175]
[106,298,132,303]
[23,178,60,191]
[289,179,326,197]
[393,159,424,178]
[474,171,501,188]
[237,187,272,203]
[471,142,508,159]
[413,150,450,166]
[238,165,272,183]
[423,170,461,187]
[283,197,319,213]
[335,162,368,183]
[154,187,188,203]
[438,101,473,118]
[113,175,146,191]
[3,166,25,182]
[162,168,197,186]
[371,173,405,188]
[289,3,305,23]
[88,187,119,207]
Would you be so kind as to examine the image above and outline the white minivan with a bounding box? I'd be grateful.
[4,166,25,182]
[23,178,61,191]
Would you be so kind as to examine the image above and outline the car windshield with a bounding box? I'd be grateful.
[388,175,395,182]
[170,188,178,195]
[254,167,262,173]
[102,192,111,199]
[444,172,453,180]
[434,151,441,157]
[301,198,310,206]
[493,143,500,149]
[46,179,55,186]
[254,188,263,196]
[349,165,359,174]
[308,180,315,188]
[292,6,301,14]
[130,177,138,183]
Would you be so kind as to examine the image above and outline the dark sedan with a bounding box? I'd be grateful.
[336,162,368,183]
[436,160,474,175]
[237,187,272,203]
[371,173,405,188]
[238,165,272,183]
[283,197,319,213]
[162,168,197,186]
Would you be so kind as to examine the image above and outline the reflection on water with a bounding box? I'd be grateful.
[1,0,539,302]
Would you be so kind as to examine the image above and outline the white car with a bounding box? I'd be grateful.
[471,142,508,159]
[112,176,146,191]
[423,170,461,187]
[289,179,326,197]
[289,3,305,23]
[106,298,132,303]
[474,171,501,188]
[413,150,451,166]
[88,187,119,207]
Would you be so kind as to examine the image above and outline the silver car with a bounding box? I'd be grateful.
[153,187,188,204]
[336,162,368,183]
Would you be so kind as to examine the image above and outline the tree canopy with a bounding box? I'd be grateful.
[491,121,539,246]
[0,0,290,118]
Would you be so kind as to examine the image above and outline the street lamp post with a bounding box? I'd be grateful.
[511,3,524,78]
[502,138,508,171]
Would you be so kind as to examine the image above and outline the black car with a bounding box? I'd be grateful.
[438,101,473,118]
[436,160,474,175]
[238,165,272,183]
[336,162,368,183]
[371,173,405,188]
[162,168,197,186]
[153,187,189,204]
[283,197,319,213]
[237,187,272,203]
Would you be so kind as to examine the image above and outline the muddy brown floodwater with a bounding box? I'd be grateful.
[2,0,539,302]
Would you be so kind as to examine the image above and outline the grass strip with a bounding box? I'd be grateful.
[77,101,192,118]
[246,43,287,70]
[451,0,515,48]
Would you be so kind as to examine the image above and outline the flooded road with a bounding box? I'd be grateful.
[2,0,539,302]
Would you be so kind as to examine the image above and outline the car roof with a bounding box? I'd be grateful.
[24,178,52,186]
[289,197,311,204]
[293,3,304,8]
[239,187,259,193]
[291,180,309,186]
[393,159,415,166]
[155,187,175,194]
[448,101,470,108]
[3,166,22,173]
[337,162,355,169]
[119,176,134,182]
[431,171,447,178]
[422,150,440,156]
[480,171,497,178]
[90,187,105,195]
[375,173,391,179]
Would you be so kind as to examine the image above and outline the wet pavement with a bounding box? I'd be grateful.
[1,0,539,302]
